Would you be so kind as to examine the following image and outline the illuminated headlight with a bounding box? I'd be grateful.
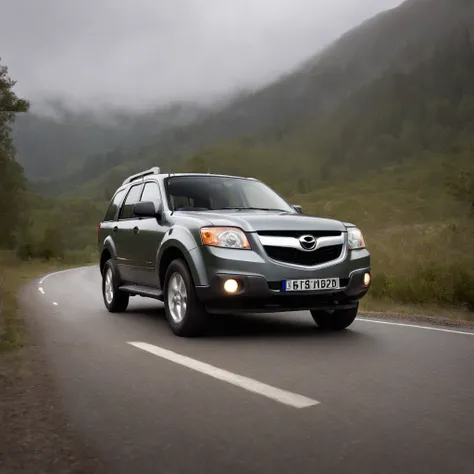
[348,227,366,250]
[200,227,251,249]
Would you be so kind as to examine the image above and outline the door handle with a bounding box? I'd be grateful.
[133,226,139,234]
[113,226,118,233]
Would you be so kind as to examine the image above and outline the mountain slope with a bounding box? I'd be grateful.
[46,0,474,197]
[12,101,206,180]
[178,23,474,194]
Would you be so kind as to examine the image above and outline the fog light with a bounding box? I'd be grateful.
[364,273,371,286]
[224,278,239,294]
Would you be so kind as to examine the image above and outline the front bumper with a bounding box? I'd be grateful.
[195,268,371,314]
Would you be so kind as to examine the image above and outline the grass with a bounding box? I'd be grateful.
[292,162,474,319]
[359,296,474,324]
[357,221,473,322]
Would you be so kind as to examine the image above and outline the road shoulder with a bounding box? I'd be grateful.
[360,309,474,331]
[1,264,104,474]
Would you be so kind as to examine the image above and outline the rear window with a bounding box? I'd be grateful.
[103,189,126,221]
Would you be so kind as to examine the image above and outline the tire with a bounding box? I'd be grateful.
[163,259,209,337]
[310,304,358,331]
[102,259,130,312]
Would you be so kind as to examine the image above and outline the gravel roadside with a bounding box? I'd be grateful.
[0,292,105,474]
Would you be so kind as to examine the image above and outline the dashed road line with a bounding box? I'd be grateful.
[128,341,320,409]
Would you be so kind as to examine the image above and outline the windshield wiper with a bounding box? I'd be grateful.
[216,207,287,212]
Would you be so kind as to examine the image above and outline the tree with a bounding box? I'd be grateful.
[0,57,30,248]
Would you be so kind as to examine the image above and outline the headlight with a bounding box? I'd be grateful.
[200,227,251,249]
[348,227,366,249]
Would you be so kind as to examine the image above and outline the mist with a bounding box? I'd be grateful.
[1,0,404,112]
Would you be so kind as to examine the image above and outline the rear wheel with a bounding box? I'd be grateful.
[310,305,358,331]
[102,260,129,312]
[163,259,209,337]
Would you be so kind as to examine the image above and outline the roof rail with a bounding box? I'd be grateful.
[122,167,160,186]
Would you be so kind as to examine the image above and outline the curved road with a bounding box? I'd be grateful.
[22,266,474,474]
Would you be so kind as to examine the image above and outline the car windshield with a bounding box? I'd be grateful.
[165,175,295,213]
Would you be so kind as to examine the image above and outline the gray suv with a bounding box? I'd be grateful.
[98,167,371,337]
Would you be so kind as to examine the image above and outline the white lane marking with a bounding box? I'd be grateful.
[128,341,320,409]
[358,318,474,336]
[38,265,95,285]
[38,287,45,294]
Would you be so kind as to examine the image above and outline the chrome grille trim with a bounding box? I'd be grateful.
[257,234,344,251]
[256,232,348,270]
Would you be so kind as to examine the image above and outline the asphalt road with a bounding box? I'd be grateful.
[22,266,474,474]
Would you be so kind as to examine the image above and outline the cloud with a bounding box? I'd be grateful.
[0,0,404,110]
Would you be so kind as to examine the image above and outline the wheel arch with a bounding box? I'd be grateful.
[157,241,200,290]
[100,237,117,275]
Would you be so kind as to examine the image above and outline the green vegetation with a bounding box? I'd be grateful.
[0,252,84,352]
[293,161,474,315]
[15,193,104,263]
[0,58,29,249]
[0,60,98,352]
[1,58,102,263]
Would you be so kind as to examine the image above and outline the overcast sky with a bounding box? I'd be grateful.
[1,0,404,111]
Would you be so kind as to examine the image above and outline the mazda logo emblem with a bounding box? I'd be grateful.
[299,234,317,251]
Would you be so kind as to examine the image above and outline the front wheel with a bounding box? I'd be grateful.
[311,305,358,331]
[163,259,209,337]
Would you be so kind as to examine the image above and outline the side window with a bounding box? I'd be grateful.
[103,189,126,221]
[140,182,162,212]
[119,184,143,220]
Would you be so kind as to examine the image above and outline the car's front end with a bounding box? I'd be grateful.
[189,220,371,314]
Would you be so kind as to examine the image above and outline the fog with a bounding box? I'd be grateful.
[1,0,404,111]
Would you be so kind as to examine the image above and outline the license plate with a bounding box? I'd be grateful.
[282,278,340,292]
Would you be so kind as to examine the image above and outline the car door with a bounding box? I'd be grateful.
[134,180,168,287]
[115,183,144,283]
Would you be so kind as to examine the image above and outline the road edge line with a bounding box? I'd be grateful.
[38,265,97,285]
[357,317,474,336]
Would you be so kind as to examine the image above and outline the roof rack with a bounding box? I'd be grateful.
[122,167,160,186]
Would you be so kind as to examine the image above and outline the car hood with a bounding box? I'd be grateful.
[176,210,347,232]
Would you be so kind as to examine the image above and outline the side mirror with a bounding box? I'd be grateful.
[292,204,303,214]
[133,201,160,218]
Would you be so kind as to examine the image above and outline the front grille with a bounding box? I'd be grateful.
[257,230,342,238]
[264,244,343,266]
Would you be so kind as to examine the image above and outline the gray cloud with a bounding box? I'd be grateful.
[1,0,403,110]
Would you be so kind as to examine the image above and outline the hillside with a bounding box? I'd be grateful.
[179,24,474,195]
[12,100,206,181]
[38,0,474,197]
